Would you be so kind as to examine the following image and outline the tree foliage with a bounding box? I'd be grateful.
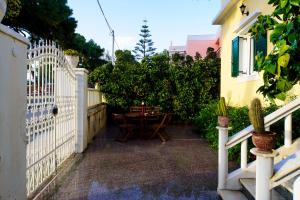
[3,0,106,71]
[250,0,300,101]
[3,0,77,48]
[89,49,220,120]
[133,20,156,60]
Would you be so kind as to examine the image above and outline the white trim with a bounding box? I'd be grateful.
[237,73,259,83]
[234,10,262,34]
[0,24,29,45]
[212,0,240,25]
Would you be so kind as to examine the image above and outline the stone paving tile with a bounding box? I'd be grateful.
[50,125,234,200]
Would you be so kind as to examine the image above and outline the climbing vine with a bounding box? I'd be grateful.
[250,0,300,101]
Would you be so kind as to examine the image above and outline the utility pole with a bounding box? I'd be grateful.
[112,30,115,65]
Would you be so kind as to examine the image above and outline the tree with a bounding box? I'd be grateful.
[65,33,106,71]
[249,0,300,101]
[133,20,156,60]
[3,0,77,48]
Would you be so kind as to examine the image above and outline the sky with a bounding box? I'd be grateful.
[67,0,221,55]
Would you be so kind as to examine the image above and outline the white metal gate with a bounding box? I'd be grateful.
[26,41,76,195]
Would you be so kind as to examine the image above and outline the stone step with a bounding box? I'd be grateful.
[218,189,248,200]
[272,150,300,183]
[240,178,286,200]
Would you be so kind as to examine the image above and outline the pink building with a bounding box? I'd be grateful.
[186,35,219,57]
[169,34,220,58]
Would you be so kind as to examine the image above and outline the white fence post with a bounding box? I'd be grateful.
[294,176,300,200]
[284,114,292,147]
[251,148,278,200]
[217,126,229,190]
[74,68,89,153]
[0,24,29,199]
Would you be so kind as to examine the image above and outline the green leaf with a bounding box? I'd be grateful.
[277,78,293,91]
[275,92,286,101]
[287,22,294,33]
[288,32,297,44]
[264,63,276,74]
[280,0,288,8]
[278,53,290,68]
[278,44,290,56]
[290,0,300,6]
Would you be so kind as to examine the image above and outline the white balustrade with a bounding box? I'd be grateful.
[218,98,300,198]
[251,149,278,200]
[217,126,229,190]
[294,176,300,200]
[241,139,248,170]
[284,114,292,147]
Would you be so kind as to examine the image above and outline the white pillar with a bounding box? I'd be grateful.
[241,139,248,170]
[74,68,89,153]
[284,114,292,147]
[217,126,229,190]
[251,148,278,200]
[294,176,300,200]
[0,24,29,200]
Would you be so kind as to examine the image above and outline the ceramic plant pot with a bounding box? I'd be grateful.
[218,116,229,127]
[65,55,79,68]
[252,131,277,153]
[0,0,7,22]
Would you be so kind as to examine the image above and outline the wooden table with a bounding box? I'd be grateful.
[125,112,161,135]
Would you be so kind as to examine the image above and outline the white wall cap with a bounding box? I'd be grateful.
[212,0,240,25]
[74,68,89,74]
[0,24,29,45]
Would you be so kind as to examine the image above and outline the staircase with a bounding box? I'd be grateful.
[217,98,300,200]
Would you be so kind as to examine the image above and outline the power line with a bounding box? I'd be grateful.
[96,0,113,33]
[95,0,120,53]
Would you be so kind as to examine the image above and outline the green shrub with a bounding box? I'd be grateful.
[90,49,221,121]
[64,49,80,56]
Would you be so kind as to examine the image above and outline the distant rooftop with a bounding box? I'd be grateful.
[187,35,218,41]
[169,45,186,52]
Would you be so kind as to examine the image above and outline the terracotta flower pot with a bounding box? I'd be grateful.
[218,116,229,127]
[0,0,7,22]
[252,131,277,153]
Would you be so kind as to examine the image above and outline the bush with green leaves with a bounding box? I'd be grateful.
[250,0,300,101]
[89,48,220,120]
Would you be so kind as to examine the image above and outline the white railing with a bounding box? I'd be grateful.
[26,41,76,196]
[87,88,102,108]
[217,97,300,199]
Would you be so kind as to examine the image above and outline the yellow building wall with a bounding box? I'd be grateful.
[219,0,300,107]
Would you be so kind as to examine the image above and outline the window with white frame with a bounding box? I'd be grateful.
[239,35,255,76]
[231,33,267,78]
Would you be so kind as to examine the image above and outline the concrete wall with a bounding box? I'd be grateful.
[217,0,300,106]
[0,24,29,200]
[87,104,107,144]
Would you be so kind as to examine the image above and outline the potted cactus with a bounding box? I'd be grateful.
[249,98,276,153]
[216,97,229,127]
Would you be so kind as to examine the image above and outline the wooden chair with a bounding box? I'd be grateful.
[149,113,172,143]
[112,113,138,142]
[145,106,161,114]
[130,106,142,113]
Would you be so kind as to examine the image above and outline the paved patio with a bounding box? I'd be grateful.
[49,125,234,200]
